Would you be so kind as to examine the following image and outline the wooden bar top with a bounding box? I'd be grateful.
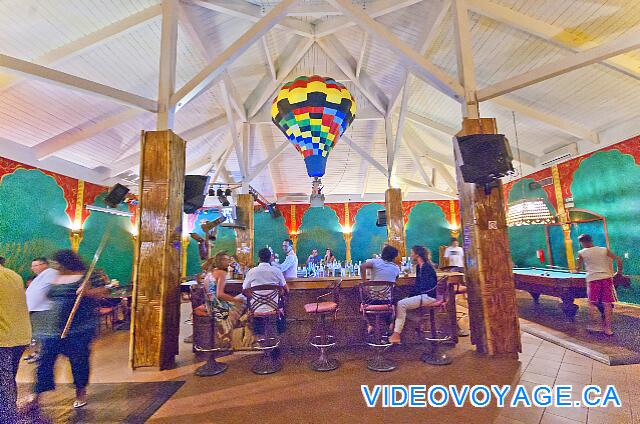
[224,272,464,290]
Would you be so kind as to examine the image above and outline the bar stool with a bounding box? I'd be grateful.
[417,276,452,365]
[188,284,208,351]
[244,284,285,375]
[358,281,396,372]
[304,278,342,371]
[440,267,469,337]
[193,314,229,377]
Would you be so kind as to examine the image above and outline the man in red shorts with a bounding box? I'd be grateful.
[576,234,622,336]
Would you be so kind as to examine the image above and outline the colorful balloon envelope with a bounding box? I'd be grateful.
[272,75,356,178]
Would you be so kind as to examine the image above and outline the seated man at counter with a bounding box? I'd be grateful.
[359,245,401,333]
[389,246,439,344]
[244,248,289,357]
[360,245,401,283]
[306,249,320,267]
[274,238,299,279]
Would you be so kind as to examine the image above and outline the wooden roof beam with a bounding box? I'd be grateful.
[466,0,640,81]
[188,0,313,38]
[326,0,464,102]
[171,0,295,111]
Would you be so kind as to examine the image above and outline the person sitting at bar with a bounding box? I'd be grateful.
[306,248,321,266]
[359,245,401,333]
[274,239,298,279]
[360,245,401,283]
[324,248,336,264]
[202,252,245,341]
[389,246,441,344]
[244,248,289,358]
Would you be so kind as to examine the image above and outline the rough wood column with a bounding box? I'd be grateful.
[130,130,185,370]
[385,188,406,259]
[235,193,254,267]
[454,118,521,356]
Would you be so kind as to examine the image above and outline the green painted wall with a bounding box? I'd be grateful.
[78,193,134,284]
[253,208,289,262]
[405,202,451,264]
[570,150,640,304]
[507,178,557,268]
[296,207,346,263]
[185,209,238,273]
[351,203,387,263]
[0,169,71,279]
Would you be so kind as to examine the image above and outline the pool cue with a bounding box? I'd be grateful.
[60,225,111,339]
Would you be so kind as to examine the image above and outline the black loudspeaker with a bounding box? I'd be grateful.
[105,183,130,208]
[267,203,281,219]
[456,134,515,184]
[184,175,210,214]
[376,209,386,227]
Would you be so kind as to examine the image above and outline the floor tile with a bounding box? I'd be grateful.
[526,363,561,378]
[541,412,583,423]
[559,363,593,377]
[545,406,588,422]
[587,408,632,423]
[520,371,556,386]
[555,370,592,385]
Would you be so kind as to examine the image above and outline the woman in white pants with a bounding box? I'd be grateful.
[389,246,440,344]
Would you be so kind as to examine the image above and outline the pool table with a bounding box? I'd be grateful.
[513,267,589,318]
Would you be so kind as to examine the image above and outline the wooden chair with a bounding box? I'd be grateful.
[244,284,286,374]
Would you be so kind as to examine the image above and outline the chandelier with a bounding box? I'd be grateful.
[506,112,554,227]
[507,198,555,226]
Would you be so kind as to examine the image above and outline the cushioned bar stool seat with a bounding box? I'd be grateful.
[244,284,286,375]
[304,279,341,372]
[358,281,397,372]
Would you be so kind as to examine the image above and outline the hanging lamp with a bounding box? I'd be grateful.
[506,112,554,227]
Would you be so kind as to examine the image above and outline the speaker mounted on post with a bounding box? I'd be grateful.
[184,175,210,214]
[376,209,387,227]
[456,133,515,192]
[104,183,130,208]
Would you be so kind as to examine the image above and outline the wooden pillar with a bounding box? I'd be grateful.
[454,118,521,356]
[551,165,576,270]
[235,193,254,267]
[385,188,406,259]
[130,130,185,370]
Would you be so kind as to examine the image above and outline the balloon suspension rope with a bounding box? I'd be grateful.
[61,222,112,339]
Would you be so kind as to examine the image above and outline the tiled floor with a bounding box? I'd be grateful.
[504,332,640,424]
[17,307,640,424]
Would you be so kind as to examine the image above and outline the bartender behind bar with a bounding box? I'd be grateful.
[273,238,299,279]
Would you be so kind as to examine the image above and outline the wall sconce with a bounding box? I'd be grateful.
[341,225,352,234]
[130,224,138,237]
[70,221,83,252]
[449,223,460,239]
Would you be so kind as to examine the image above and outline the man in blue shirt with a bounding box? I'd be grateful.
[274,239,298,279]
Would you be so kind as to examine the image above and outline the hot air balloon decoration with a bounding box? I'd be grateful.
[272,75,356,205]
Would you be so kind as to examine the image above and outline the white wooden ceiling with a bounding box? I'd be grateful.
[0,0,639,203]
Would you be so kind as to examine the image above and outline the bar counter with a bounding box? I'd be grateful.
[224,272,464,348]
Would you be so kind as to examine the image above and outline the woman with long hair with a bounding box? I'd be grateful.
[323,248,336,263]
[388,245,441,344]
[25,250,109,409]
[203,252,245,342]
